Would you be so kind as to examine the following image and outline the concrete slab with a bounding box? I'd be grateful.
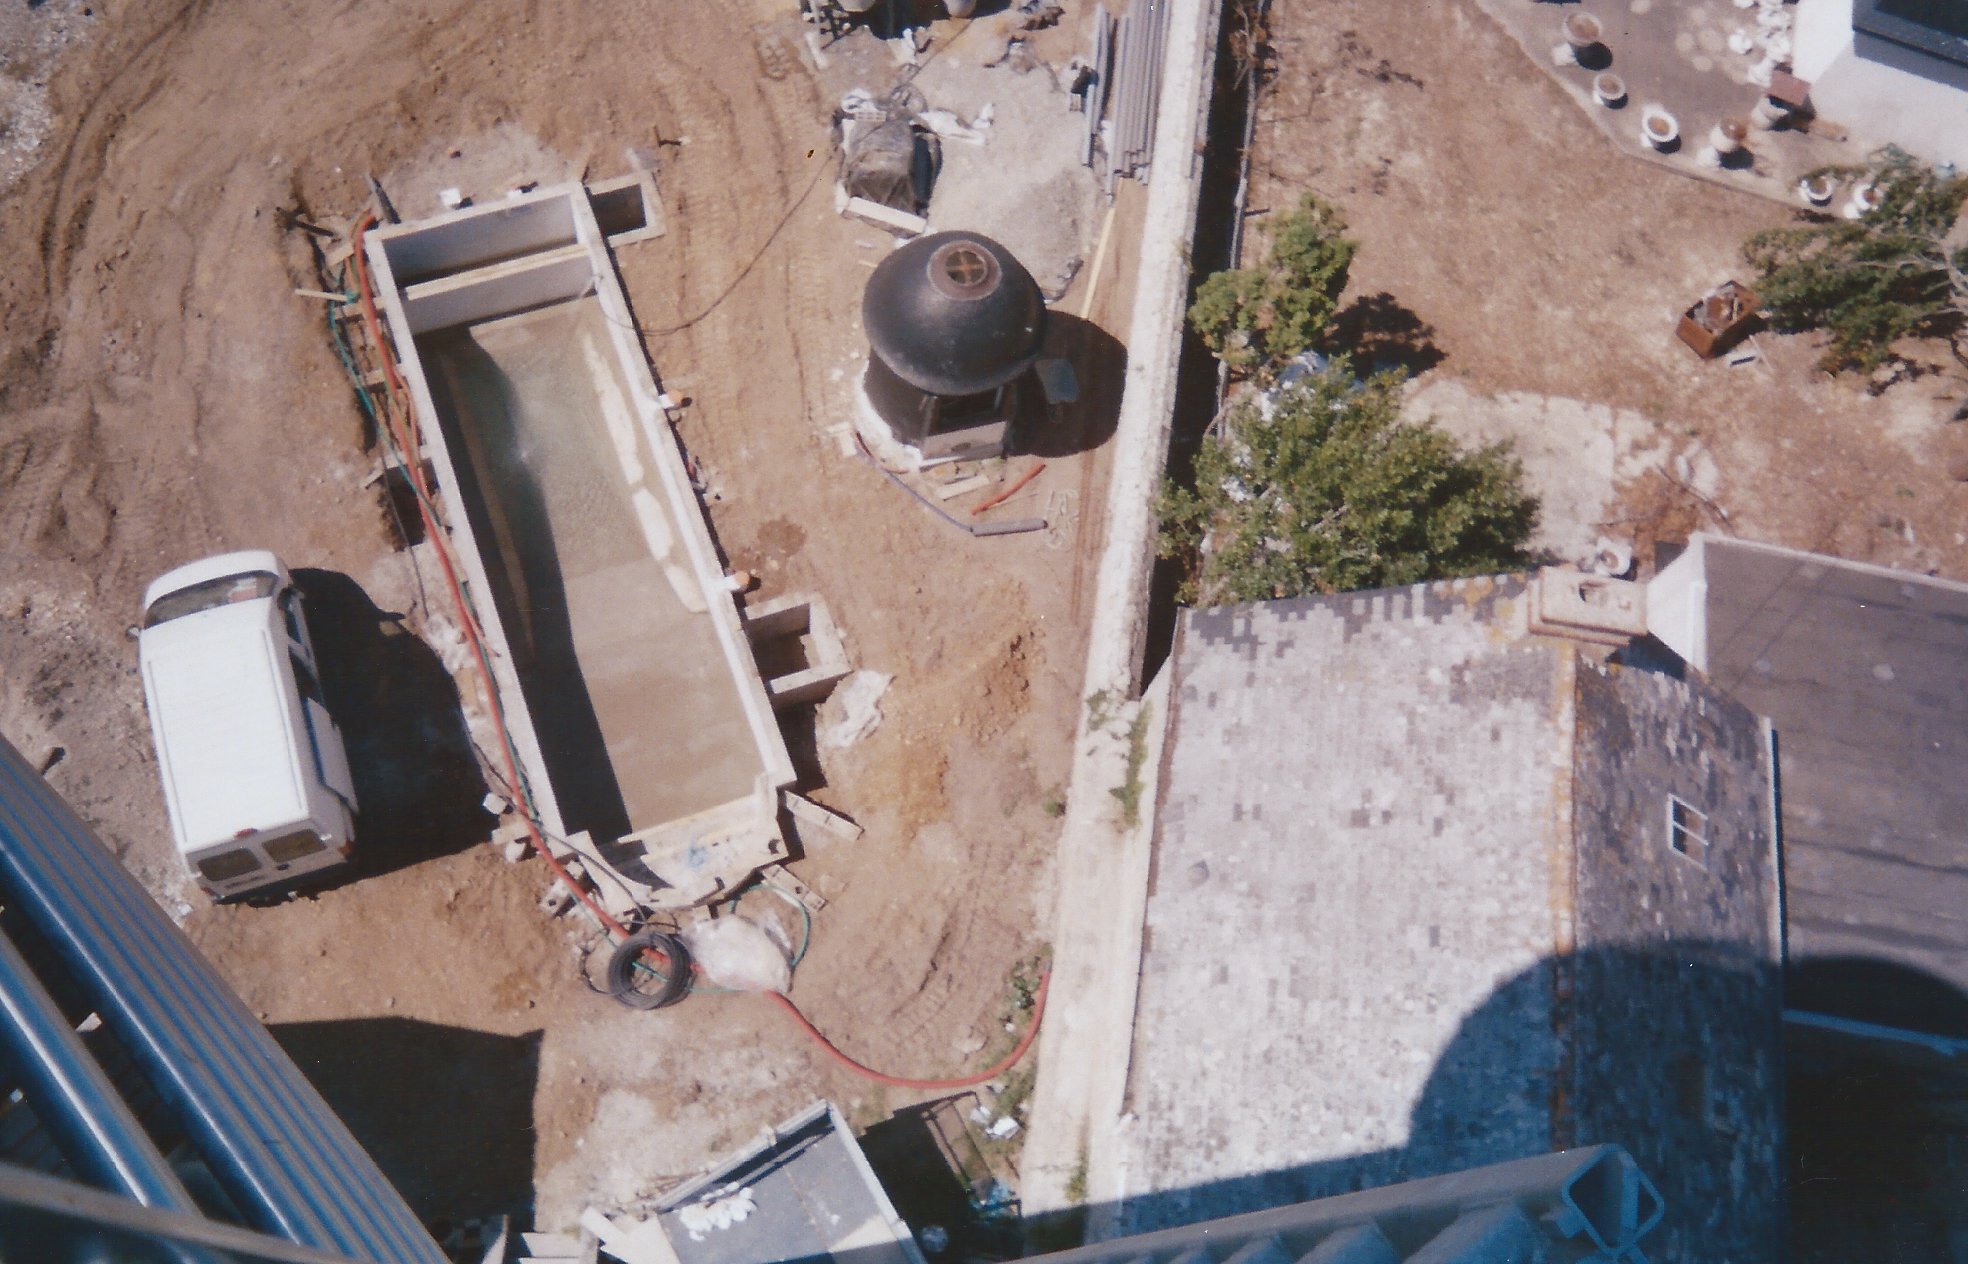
[654,1103,924,1264]
[420,302,758,837]
[1470,0,1873,207]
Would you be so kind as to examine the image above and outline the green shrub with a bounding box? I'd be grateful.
[1189,194,1357,378]
[1744,148,1968,375]
[1158,359,1539,604]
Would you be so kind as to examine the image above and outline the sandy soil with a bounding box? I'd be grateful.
[0,0,1114,1230]
[16,0,1955,1240]
[1249,0,1968,578]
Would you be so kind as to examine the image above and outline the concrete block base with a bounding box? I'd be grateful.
[743,592,853,709]
[1529,568,1647,647]
[626,791,788,908]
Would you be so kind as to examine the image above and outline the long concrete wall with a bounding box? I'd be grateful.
[365,188,793,862]
[1021,0,1224,1226]
[368,189,579,840]
[378,195,583,284]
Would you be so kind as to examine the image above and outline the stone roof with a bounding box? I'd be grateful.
[1650,533,1968,1036]
[1114,574,1782,1264]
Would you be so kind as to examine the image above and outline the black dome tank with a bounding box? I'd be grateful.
[862,231,1046,398]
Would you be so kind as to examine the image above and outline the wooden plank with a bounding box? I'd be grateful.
[932,474,991,502]
[842,196,927,237]
[785,792,864,845]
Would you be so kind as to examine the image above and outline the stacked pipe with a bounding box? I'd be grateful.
[1108,0,1171,185]
[1084,6,1115,169]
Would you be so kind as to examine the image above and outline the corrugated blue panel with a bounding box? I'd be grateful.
[0,1160,368,1264]
[0,927,198,1210]
[0,737,446,1264]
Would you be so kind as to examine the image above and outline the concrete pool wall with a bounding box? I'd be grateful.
[365,185,795,909]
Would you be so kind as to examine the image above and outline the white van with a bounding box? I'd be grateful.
[138,551,358,900]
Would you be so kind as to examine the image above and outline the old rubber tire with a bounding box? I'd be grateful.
[606,929,691,1010]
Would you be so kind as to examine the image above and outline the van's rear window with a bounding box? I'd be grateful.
[264,831,327,864]
[144,572,279,628]
[195,848,261,882]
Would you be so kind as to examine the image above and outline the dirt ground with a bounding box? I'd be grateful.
[1248,0,1968,579]
[14,0,1964,1243]
[0,0,1119,1231]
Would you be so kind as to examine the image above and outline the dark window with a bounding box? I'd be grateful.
[143,572,278,628]
[195,848,261,882]
[1667,795,1710,869]
[279,588,307,647]
[928,383,1010,432]
[263,831,327,864]
[289,655,332,790]
[289,653,322,705]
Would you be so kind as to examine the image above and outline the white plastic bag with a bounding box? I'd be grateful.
[680,916,792,993]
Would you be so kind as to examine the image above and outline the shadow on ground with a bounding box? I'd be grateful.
[1789,1025,1968,1262]
[272,1018,541,1225]
[292,568,492,878]
[1328,291,1445,376]
[1791,954,1968,1041]
[1013,313,1128,461]
[416,329,633,844]
[863,1094,1024,1263]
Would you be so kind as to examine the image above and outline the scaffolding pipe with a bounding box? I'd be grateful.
[0,930,197,1213]
[0,1161,364,1264]
[1085,6,1113,168]
[0,738,447,1264]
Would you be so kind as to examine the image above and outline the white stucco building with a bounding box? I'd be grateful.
[1796,0,1968,168]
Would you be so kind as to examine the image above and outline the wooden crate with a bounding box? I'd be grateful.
[1676,280,1761,358]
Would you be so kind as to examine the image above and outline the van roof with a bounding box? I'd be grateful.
[143,549,289,615]
[141,603,308,854]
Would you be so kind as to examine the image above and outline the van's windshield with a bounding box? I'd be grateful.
[143,572,279,628]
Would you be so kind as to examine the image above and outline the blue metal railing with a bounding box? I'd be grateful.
[0,736,445,1264]
[0,1160,367,1264]
[0,927,196,1210]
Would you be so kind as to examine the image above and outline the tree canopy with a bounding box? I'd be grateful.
[1744,149,1968,375]
[1188,194,1357,378]
[1157,359,1540,605]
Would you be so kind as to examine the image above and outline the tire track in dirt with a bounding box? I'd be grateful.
[35,0,206,314]
[741,6,839,436]
[652,84,756,338]
[652,0,831,414]
[0,432,69,554]
[17,10,307,597]
[791,602,1053,1078]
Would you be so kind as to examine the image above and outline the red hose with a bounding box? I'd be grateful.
[970,461,1045,516]
[349,212,634,943]
[347,217,419,454]
[345,213,1044,1087]
[767,970,1049,1090]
